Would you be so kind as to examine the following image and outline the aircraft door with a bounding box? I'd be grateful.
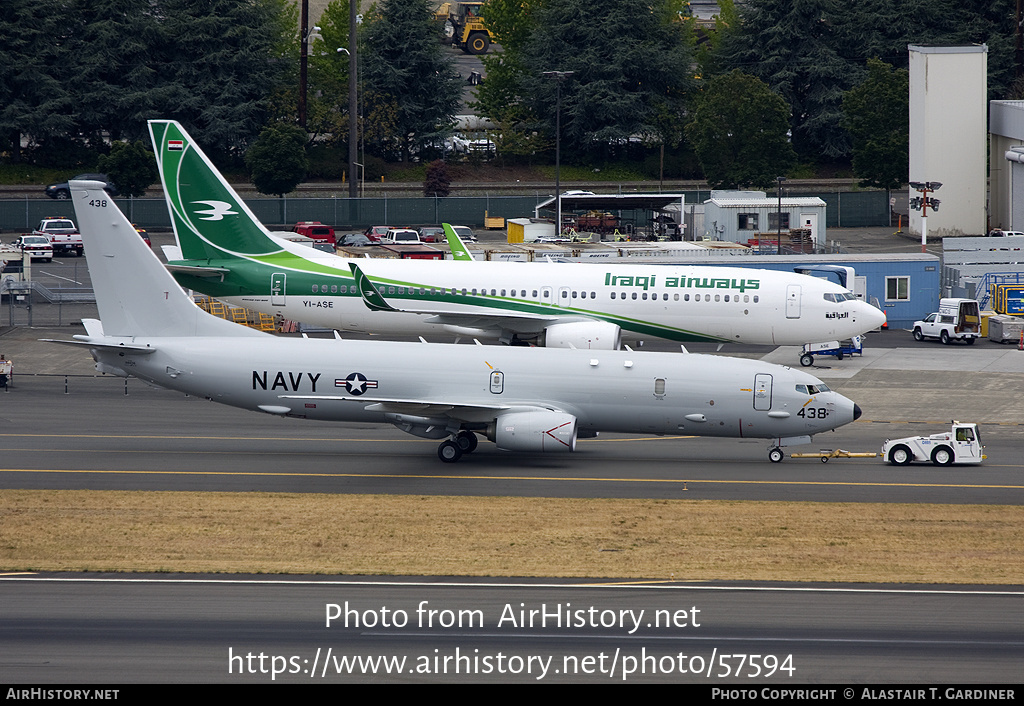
[786,284,801,319]
[271,273,286,306]
[558,287,571,307]
[753,373,773,411]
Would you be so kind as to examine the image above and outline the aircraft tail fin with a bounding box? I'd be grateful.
[70,180,264,339]
[148,119,283,261]
[443,223,476,261]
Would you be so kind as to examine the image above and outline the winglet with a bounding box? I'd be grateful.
[348,263,399,312]
[443,223,475,261]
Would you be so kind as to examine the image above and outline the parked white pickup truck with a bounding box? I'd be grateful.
[882,422,985,466]
[912,298,981,345]
[31,218,83,257]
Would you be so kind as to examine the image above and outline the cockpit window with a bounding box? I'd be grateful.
[798,383,830,395]
[823,292,856,303]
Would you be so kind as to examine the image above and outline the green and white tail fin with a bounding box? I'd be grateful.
[444,223,476,261]
[148,120,284,261]
[69,180,264,339]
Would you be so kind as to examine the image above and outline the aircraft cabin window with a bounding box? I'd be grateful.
[654,378,666,395]
[561,290,568,298]
[610,292,616,299]
[753,295,759,303]
[532,290,538,297]
[674,294,679,301]
[331,285,337,293]
[632,292,638,300]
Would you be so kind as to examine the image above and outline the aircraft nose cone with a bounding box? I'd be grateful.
[865,304,887,329]
[853,403,862,421]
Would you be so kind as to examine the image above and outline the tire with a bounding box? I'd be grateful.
[965,336,975,346]
[467,32,490,54]
[768,447,784,463]
[913,328,924,341]
[800,353,814,367]
[836,351,844,361]
[931,445,954,466]
[437,440,462,463]
[889,444,912,466]
[820,456,829,463]
[940,330,950,345]
[54,189,69,200]
[455,430,478,454]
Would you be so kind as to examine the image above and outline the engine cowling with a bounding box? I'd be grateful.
[488,410,578,453]
[541,321,622,350]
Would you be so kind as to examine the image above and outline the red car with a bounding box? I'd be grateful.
[362,225,391,243]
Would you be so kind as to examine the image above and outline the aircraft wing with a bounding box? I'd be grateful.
[277,393,562,425]
[348,261,569,334]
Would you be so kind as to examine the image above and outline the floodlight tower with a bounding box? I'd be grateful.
[909,181,942,253]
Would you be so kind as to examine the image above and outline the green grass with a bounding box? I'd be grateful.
[0,163,76,186]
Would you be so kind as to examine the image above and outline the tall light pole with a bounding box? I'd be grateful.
[909,181,942,253]
[776,176,787,255]
[543,71,573,236]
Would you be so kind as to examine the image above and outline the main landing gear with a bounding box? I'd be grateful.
[437,430,479,463]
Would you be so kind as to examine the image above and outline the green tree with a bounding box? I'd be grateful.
[150,0,295,156]
[360,0,461,161]
[61,0,158,144]
[96,141,158,198]
[245,123,308,196]
[516,0,695,163]
[686,70,796,189]
[716,0,858,161]
[843,59,908,191]
[715,0,1017,162]
[0,0,76,161]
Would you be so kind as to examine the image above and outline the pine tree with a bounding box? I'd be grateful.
[360,0,461,162]
[517,0,694,162]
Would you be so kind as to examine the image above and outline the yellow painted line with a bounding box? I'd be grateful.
[1,467,1023,490]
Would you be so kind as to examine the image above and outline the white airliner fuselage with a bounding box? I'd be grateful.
[149,119,885,350]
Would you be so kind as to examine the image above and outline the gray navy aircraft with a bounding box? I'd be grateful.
[49,180,862,463]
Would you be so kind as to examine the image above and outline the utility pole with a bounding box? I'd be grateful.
[542,71,574,237]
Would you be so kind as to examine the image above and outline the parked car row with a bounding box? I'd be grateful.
[356,224,477,246]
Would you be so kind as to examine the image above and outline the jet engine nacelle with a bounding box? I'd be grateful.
[541,321,622,350]
[488,410,578,452]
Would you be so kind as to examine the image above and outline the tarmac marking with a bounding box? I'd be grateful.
[1,467,1023,490]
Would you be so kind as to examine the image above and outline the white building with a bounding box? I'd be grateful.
[703,191,826,245]
[908,44,988,237]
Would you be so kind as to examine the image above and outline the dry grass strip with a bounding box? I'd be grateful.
[1,490,1021,583]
